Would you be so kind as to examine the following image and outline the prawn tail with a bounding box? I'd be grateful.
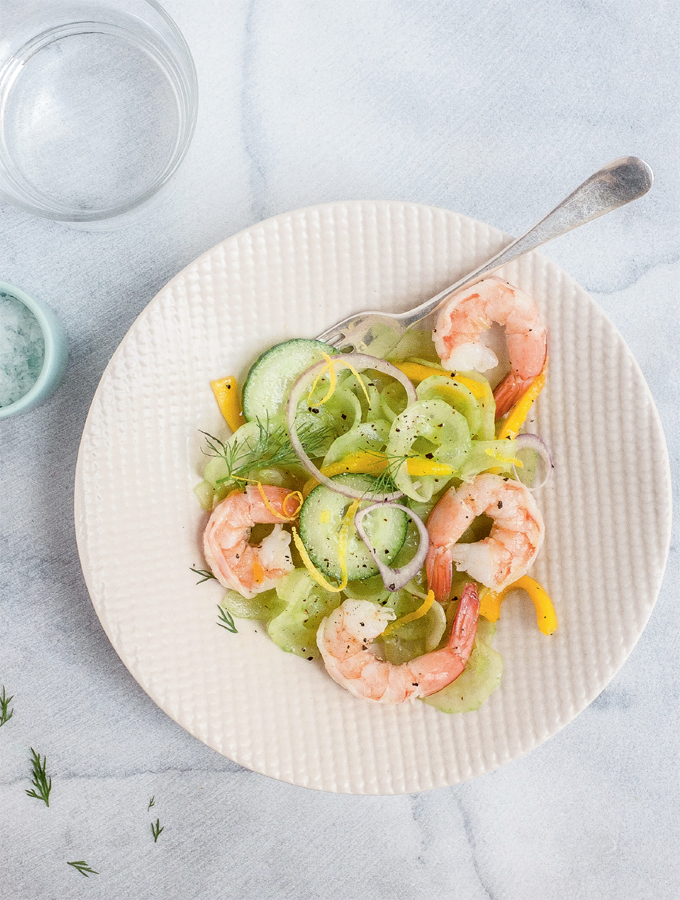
[448,582,480,659]
[493,371,531,420]
[426,546,453,602]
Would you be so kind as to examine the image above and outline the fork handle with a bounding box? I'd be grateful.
[396,156,653,328]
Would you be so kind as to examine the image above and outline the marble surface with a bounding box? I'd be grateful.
[0,1,677,897]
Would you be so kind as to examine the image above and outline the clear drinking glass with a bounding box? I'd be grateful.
[0,0,198,224]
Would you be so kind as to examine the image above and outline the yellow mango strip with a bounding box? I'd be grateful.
[382,590,435,637]
[321,452,387,478]
[478,587,502,622]
[291,499,360,593]
[393,361,445,385]
[481,575,557,635]
[320,450,455,480]
[514,575,557,635]
[447,373,491,401]
[406,458,456,477]
[308,353,338,406]
[302,477,319,498]
[497,361,548,440]
[211,376,245,432]
[393,361,489,402]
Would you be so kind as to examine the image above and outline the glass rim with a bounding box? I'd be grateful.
[0,0,198,223]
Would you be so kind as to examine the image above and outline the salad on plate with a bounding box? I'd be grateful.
[194,276,556,712]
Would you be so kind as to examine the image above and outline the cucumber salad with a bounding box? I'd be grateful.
[195,276,556,710]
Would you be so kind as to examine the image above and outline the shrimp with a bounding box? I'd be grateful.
[432,276,547,418]
[317,584,480,704]
[426,473,544,601]
[203,485,299,599]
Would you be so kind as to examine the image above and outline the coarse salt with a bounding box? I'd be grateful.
[0,291,45,407]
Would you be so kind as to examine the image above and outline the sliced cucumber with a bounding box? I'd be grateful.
[221,588,284,622]
[242,339,334,421]
[298,474,408,581]
[421,617,502,713]
[267,570,342,659]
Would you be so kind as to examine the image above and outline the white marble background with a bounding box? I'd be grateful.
[1,1,678,897]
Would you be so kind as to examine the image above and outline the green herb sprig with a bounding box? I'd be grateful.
[202,415,332,485]
[67,861,98,877]
[365,454,402,498]
[357,447,454,500]
[190,567,216,584]
[26,749,52,807]
[151,818,165,843]
[148,796,155,810]
[0,686,13,726]
[348,448,415,499]
[217,605,238,633]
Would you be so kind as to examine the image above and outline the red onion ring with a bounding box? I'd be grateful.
[286,354,417,502]
[354,503,429,592]
[513,433,554,490]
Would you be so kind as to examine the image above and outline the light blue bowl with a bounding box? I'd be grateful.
[0,281,68,418]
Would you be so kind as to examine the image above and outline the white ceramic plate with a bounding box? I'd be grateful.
[75,201,671,794]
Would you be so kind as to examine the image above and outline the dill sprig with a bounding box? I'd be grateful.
[366,457,401,497]
[358,447,453,499]
[357,449,412,498]
[190,567,216,584]
[25,748,52,807]
[67,860,98,877]
[202,416,331,485]
[151,818,165,842]
[0,686,14,726]
[217,605,238,633]
[148,796,155,810]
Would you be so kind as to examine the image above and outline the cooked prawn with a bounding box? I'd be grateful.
[203,485,299,599]
[433,276,547,418]
[426,473,544,600]
[317,583,480,703]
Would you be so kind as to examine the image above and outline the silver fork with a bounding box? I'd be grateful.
[316,157,653,357]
